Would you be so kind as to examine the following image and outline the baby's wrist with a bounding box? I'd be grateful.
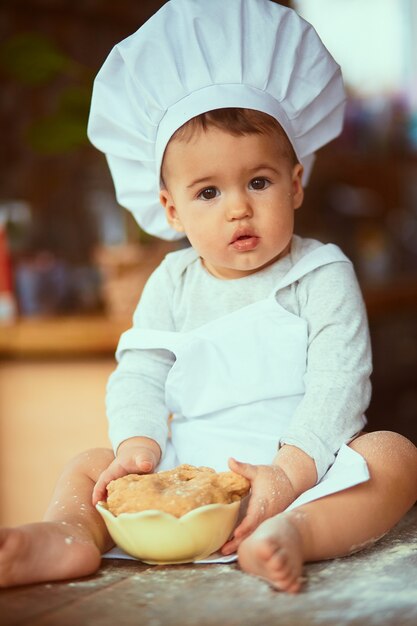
[274,445,317,497]
[268,466,298,510]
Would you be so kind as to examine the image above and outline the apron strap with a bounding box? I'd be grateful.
[271,244,350,295]
[116,328,182,361]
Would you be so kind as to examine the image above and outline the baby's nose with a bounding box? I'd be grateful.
[225,194,253,220]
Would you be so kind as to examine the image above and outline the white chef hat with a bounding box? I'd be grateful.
[88,0,346,240]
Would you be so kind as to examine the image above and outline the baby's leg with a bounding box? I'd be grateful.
[238,432,417,593]
[0,448,115,587]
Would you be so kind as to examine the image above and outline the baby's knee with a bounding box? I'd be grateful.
[352,431,417,462]
[63,447,115,477]
[351,431,417,490]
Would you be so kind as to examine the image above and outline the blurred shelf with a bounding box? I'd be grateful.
[0,278,416,359]
[0,315,130,359]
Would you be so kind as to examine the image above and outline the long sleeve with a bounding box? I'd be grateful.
[106,260,176,454]
[278,259,372,481]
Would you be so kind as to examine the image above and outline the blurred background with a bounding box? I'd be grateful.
[0,0,416,525]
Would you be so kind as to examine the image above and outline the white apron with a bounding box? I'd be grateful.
[116,243,369,495]
[103,244,370,563]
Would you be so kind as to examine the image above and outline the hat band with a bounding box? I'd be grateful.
[155,84,300,179]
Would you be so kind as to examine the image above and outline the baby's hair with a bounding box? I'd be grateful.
[161,108,298,187]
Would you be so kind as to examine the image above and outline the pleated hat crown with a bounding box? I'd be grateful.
[88,0,346,239]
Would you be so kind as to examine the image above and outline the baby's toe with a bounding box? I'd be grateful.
[268,549,301,589]
[268,548,291,576]
[285,576,302,594]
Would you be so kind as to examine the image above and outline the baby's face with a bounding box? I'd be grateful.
[160,126,304,279]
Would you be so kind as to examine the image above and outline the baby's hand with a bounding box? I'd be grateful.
[92,437,161,506]
[221,458,297,555]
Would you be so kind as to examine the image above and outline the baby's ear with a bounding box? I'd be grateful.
[292,164,304,210]
[160,190,185,233]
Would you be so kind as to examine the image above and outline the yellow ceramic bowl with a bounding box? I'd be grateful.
[96,500,241,564]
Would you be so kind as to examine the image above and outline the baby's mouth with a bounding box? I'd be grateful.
[230,230,260,251]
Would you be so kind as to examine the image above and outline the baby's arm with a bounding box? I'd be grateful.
[94,259,176,505]
[278,258,371,481]
[92,436,161,505]
[222,445,316,554]
[225,255,371,553]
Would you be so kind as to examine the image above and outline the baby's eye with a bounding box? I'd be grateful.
[197,187,219,200]
[249,177,270,190]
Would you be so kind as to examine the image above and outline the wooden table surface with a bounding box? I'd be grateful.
[2,506,417,626]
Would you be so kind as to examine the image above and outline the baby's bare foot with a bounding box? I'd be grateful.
[0,522,101,587]
[237,513,304,593]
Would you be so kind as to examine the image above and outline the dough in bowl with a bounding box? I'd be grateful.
[106,463,250,517]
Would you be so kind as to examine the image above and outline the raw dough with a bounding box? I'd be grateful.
[106,464,250,517]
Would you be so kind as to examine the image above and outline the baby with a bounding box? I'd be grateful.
[1,0,417,593]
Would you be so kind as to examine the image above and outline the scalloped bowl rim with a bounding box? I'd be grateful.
[96,499,241,564]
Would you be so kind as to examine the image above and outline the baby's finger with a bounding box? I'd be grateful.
[92,462,130,505]
[228,457,257,480]
[133,447,158,473]
[234,495,272,538]
[92,474,110,505]
[233,514,257,539]
[221,514,257,554]
[221,535,241,555]
[92,482,106,506]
